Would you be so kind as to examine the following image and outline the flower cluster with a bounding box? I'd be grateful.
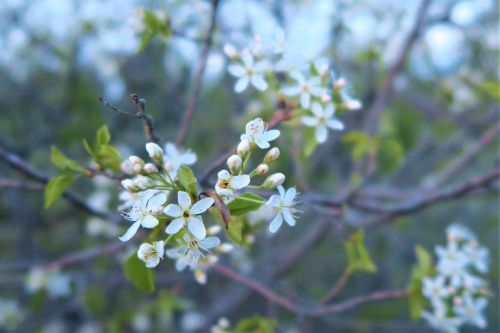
[421,224,490,333]
[225,34,361,145]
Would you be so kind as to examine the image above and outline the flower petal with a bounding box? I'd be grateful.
[180,151,197,165]
[254,138,270,149]
[269,213,283,233]
[216,187,233,197]
[188,216,206,240]
[235,77,250,93]
[324,103,334,118]
[164,204,182,217]
[266,194,281,207]
[282,209,296,226]
[137,243,153,260]
[190,198,214,215]
[251,75,268,91]
[300,93,310,109]
[165,218,184,235]
[316,125,328,143]
[241,51,253,67]
[147,193,166,209]
[301,116,318,127]
[284,187,297,205]
[230,175,250,190]
[282,86,301,96]
[254,60,269,72]
[119,221,141,242]
[145,257,160,268]
[155,241,165,257]
[141,214,159,228]
[261,129,280,142]
[217,169,231,180]
[311,102,323,117]
[277,185,285,198]
[178,191,192,210]
[228,64,245,77]
[327,118,344,131]
[200,236,221,250]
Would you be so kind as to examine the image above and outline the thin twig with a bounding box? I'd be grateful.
[175,0,220,145]
[320,268,352,304]
[0,178,45,190]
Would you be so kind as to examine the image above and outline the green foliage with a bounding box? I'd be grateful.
[342,131,375,160]
[50,146,86,174]
[85,286,107,316]
[227,193,266,216]
[225,217,243,244]
[177,165,198,197]
[235,316,277,333]
[377,138,404,173]
[138,10,172,52]
[83,125,122,171]
[44,174,76,208]
[408,245,435,320]
[344,229,377,273]
[302,126,318,157]
[124,252,155,293]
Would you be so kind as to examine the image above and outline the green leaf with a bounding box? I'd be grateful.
[95,145,122,172]
[235,316,277,333]
[177,165,198,197]
[96,125,111,146]
[225,217,243,244]
[344,229,377,273]
[408,245,435,320]
[342,131,374,161]
[227,193,266,216]
[82,139,95,158]
[302,126,318,157]
[124,252,155,293]
[377,138,404,173]
[44,175,76,208]
[50,146,86,174]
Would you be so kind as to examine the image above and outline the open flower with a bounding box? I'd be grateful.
[282,72,325,109]
[266,186,299,233]
[137,241,165,268]
[453,296,488,329]
[119,192,167,242]
[163,142,197,177]
[228,52,268,93]
[301,102,344,143]
[164,191,213,240]
[240,118,280,149]
[423,276,450,304]
[215,170,250,197]
[166,234,220,271]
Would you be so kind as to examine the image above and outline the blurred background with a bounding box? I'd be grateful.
[0,0,498,332]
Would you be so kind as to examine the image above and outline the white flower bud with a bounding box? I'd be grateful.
[264,147,280,163]
[207,225,222,236]
[256,163,269,175]
[227,155,242,173]
[321,94,331,103]
[345,99,362,110]
[145,143,163,162]
[121,160,135,175]
[237,139,250,156]
[217,243,234,253]
[121,179,136,191]
[262,173,285,189]
[129,155,144,166]
[133,163,143,173]
[144,163,158,174]
[134,176,150,190]
[334,78,346,89]
[194,269,207,285]
[223,44,238,60]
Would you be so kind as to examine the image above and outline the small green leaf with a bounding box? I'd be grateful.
[225,217,243,244]
[377,138,404,173]
[82,139,95,158]
[177,165,198,197]
[408,245,435,320]
[96,125,111,146]
[227,193,266,216]
[50,146,86,174]
[44,175,76,208]
[342,131,374,161]
[302,126,318,157]
[95,145,122,172]
[344,229,377,273]
[124,252,155,293]
[235,316,277,333]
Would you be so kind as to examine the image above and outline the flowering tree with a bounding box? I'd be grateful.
[0,0,498,332]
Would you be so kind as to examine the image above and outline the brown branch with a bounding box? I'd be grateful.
[0,178,45,190]
[175,0,220,145]
[320,268,352,304]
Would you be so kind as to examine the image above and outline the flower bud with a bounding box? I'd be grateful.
[217,243,234,253]
[134,176,150,190]
[345,99,362,111]
[237,139,250,156]
[207,225,222,236]
[121,179,137,192]
[256,163,269,175]
[334,78,346,89]
[194,269,207,285]
[223,44,238,60]
[321,94,331,103]
[163,160,172,173]
[144,163,158,174]
[227,155,242,173]
[264,147,280,163]
[128,155,144,166]
[121,160,135,175]
[145,142,163,162]
[262,173,285,189]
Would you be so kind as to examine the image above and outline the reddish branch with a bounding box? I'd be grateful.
[320,268,353,304]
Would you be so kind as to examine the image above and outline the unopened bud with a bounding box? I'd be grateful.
[264,147,280,163]
[237,139,250,156]
[345,99,362,111]
[262,173,285,189]
[144,163,158,174]
[318,64,329,78]
[163,160,172,172]
[256,163,269,175]
[321,94,331,103]
[227,155,242,173]
[134,176,150,190]
[145,142,163,162]
[207,225,222,235]
[217,243,234,253]
[334,78,346,89]
[121,179,137,192]
[129,155,144,166]
[223,44,238,60]
[121,160,135,175]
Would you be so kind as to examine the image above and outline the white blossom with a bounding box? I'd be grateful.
[283,72,325,109]
[166,234,220,271]
[240,118,280,149]
[301,102,344,143]
[228,51,268,93]
[164,191,213,240]
[453,296,488,329]
[215,170,250,197]
[119,192,166,242]
[137,241,165,268]
[266,186,299,233]
[163,142,197,177]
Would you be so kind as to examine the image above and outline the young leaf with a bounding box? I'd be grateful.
[44,175,76,208]
[302,126,318,157]
[177,165,198,197]
[344,229,377,273]
[50,146,86,174]
[408,245,435,320]
[124,252,155,293]
[225,217,243,244]
[235,316,277,333]
[95,145,122,172]
[96,125,111,146]
[227,193,266,216]
[82,139,95,158]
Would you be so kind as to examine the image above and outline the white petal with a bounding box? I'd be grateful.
[327,119,344,131]
[260,129,280,142]
[301,116,318,127]
[308,76,321,86]
[311,102,323,117]
[290,71,305,83]
[254,60,269,72]
[178,191,192,210]
[235,77,250,93]
[228,64,245,77]
[217,169,231,180]
[324,103,334,118]
[269,214,283,233]
[200,236,221,250]
[188,217,206,240]
[164,143,178,159]
[277,185,285,198]
[119,221,141,242]
[147,193,166,209]
[145,257,160,268]
[175,258,188,271]
[137,243,153,260]
[300,93,310,109]
[284,187,297,205]
[266,194,281,207]
[282,210,296,226]
[310,87,326,97]
[190,198,214,215]
[141,215,159,228]
[316,125,328,143]
[155,241,165,257]
[241,52,253,67]
[164,204,182,217]
[230,175,250,190]
[165,218,184,235]
[180,152,197,165]
[254,138,270,149]
[216,187,233,197]
[282,86,301,96]
[251,75,268,91]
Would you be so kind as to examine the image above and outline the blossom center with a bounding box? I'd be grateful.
[183,211,190,218]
